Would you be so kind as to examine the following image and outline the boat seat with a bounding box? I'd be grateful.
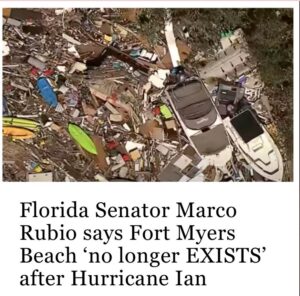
[169,80,217,130]
[191,124,229,155]
[182,105,217,130]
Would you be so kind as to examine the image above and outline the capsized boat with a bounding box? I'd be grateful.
[223,109,283,181]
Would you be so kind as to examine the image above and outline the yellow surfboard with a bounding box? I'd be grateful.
[3,127,35,139]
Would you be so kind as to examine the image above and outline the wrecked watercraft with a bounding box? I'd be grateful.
[165,77,232,172]
[223,109,283,181]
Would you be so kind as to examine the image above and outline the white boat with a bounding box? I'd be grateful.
[223,109,283,181]
[164,14,232,173]
[165,78,233,172]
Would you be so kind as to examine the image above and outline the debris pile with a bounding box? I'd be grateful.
[2,9,285,182]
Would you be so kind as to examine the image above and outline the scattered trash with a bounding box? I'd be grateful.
[28,57,46,70]
[69,62,87,74]
[2,41,10,56]
[156,144,169,156]
[119,166,128,178]
[129,149,141,161]
[62,33,81,45]
[2,8,285,182]
[110,114,123,122]
[28,172,53,182]
[125,141,145,151]
[2,97,10,115]
[7,18,22,27]
[149,69,169,88]
[160,104,173,119]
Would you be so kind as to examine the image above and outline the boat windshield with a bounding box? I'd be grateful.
[231,110,264,143]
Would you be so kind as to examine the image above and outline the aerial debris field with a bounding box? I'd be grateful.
[2,8,293,182]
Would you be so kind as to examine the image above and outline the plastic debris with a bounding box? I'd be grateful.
[160,105,173,119]
[3,41,10,56]
[28,172,53,182]
[69,62,87,74]
[62,33,81,45]
[28,57,46,70]
[36,77,58,107]
[2,8,288,182]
